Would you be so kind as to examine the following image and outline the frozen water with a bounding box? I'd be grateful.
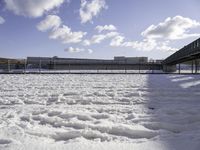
[0,74,200,150]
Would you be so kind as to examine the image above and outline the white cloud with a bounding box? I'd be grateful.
[79,0,106,23]
[110,37,177,52]
[142,15,200,40]
[0,16,5,24]
[83,32,119,46]
[37,15,86,44]
[87,49,93,54]
[49,25,87,44]
[96,24,117,33]
[89,34,107,43]
[37,15,62,31]
[110,35,124,47]
[65,47,93,53]
[121,39,158,51]
[109,16,200,52]
[65,47,84,53]
[156,41,178,52]
[4,0,65,18]
[82,40,91,46]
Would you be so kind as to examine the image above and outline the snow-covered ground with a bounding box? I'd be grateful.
[0,74,200,150]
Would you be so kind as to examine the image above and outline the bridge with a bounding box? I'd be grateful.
[162,38,200,73]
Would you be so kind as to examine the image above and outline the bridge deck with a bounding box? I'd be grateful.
[163,38,200,65]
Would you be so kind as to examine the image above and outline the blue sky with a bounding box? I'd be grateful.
[0,0,200,59]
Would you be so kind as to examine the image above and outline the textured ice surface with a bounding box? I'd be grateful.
[0,74,200,150]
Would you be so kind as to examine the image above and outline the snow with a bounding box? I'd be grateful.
[0,74,200,150]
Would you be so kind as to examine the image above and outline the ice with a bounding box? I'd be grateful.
[180,80,200,88]
[93,123,158,139]
[0,139,12,144]
[52,130,110,142]
[0,74,200,149]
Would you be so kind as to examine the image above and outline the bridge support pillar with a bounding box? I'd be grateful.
[192,60,194,74]
[195,60,198,74]
[178,64,181,74]
[163,65,177,73]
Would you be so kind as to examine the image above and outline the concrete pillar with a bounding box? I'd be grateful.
[69,64,71,73]
[163,65,177,73]
[152,62,154,74]
[53,59,56,70]
[195,60,198,74]
[39,59,41,73]
[192,60,194,74]
[139,63,140,74]
[7,60,10,72]
[24,59,26,73]
[178,64,181,74]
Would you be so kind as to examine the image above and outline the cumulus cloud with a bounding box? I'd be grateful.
[109,16,200,52]
[83,32,119,46]
[142,15,200,40]
[109,35,178,52]
[37,15,62,31]
[156,41,178,52]
[96,24,117,33]
[65,47,93,53]
[79,0,106,23]
[87,49,93,54]
[80,16,181,52]
[0,16,5,24]
[110,38,178,52]
[4,0,65,18]
[110,35,124,47]
[37,15,86,44]
[49,25,87,44]
[121,39,158,51]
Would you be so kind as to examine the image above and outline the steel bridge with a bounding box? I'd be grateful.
[163,38,200,65]
[162,38,200,73]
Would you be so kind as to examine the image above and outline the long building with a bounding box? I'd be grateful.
[26,56,162,70]
[0,57,25,70]
[27,56,148,65]
[0,56,163,71]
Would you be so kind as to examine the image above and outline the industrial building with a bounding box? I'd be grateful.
[27,56,148,64]
[25,56,155,70]
[114,56,148,64]
[0,56,163,72]
[27,56,148,65]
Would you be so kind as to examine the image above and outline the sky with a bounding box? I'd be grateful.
[0,0,200,60]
